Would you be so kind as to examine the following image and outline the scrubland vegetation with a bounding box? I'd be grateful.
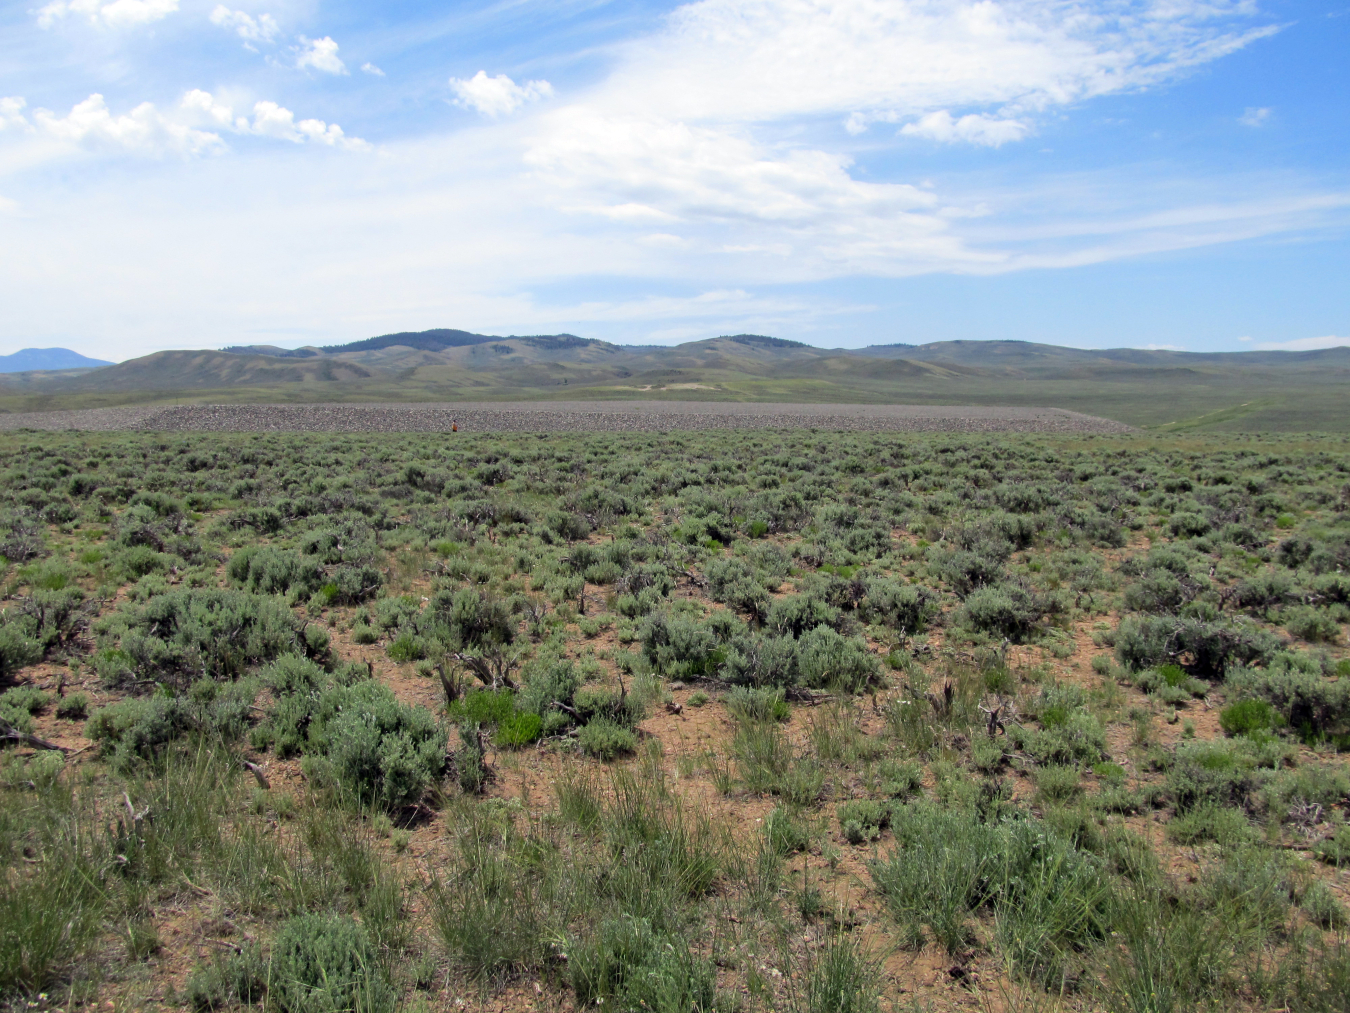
[1,427,1349,1012]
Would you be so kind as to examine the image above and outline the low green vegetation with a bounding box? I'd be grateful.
[0,427,1348,1012]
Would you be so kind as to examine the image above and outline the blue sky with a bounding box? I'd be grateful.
[0,0,1346,360]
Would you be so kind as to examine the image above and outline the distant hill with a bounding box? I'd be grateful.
[0,348,113,372]
[220,345,318,359]
[317,328,603,355]
[3,333,1347,432]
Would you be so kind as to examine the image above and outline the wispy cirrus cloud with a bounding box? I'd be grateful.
[208,5,281,46]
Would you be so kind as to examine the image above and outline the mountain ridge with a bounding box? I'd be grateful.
[2,331,1346,432]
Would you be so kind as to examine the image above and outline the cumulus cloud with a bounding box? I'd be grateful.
[295,36,347,75]
[209,5,280,45]
[36,0,178,29]
[33,94,225,155]
[449,72,553,117]
[900,111,1030,146]
[182,91,369,150]
[1251,335,1349,351]
[248,100,369,149]
[7,91,369,156]
[1240,106,1271,126]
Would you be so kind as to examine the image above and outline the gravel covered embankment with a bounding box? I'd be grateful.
[0,401,1134,434]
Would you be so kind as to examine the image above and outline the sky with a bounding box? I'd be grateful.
[0,0,1346,361]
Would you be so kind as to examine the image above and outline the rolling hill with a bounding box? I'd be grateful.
[0,330,1345,432]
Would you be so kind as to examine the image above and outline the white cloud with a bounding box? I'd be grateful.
[511,0,1292,275]
[33,94,225,155]
[1240,106,1271,127]
[2,0,1336,355]
[361,62,385,76]
[249,100,370,150]
[295,36,347,75]
[1251,335,1349,352]
[209,5,280,45]
[900,111,1030,147]
[605,0,1279,126]
[449,72,553,117]
[0,98,31,132]
[1142,343,1186,350]
[8,91,369,157]
[36,0,177,29]
[180,89,248,130]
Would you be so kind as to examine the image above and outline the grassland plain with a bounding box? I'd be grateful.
[1,427,1349,1013]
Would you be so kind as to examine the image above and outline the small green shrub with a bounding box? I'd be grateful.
[877,759,924,800]
[185,944,266,1011]
[226,547,327,599]
[1165,804,1253,846]
[1164,739,1272,813]
[578,717,637,760]
[639,612,726,677]
[569,917,716,1013]
[87,679,258,768]
[55,692,89,720]
[269,913,394,1013]
[1115,615,1279,678]
[97,588,314,687]
[725,685,790,723]
[0,624,42,682]
[495,710,542,748]
[1220,698,1281,737]
[1034,765,1084,802]
[1008,710,1106,766]
[764,806,810,855]
[795,625,882,692]
[1283,606,1342,644]
[573,684,644,729]
[449,688,516,726]
[258,657,445,809]
[961,584,1054,642]
[1313,827,1350,867]
[1301,880,1347,929]
[870,805,1110,977]
[1225,658,1350,742]
[838,799,894,844]
[386,629,428,662]
[0,686,49,732]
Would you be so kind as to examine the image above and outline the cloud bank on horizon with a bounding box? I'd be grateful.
[0,0,1345,359]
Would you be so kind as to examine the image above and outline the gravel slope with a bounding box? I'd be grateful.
[0,401,1134,433]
